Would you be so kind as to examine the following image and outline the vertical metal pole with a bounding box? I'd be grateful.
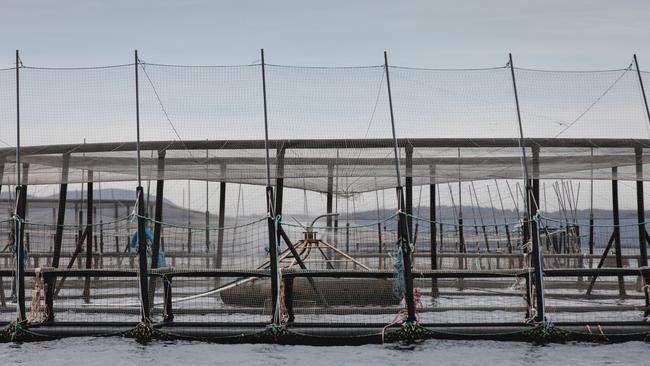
[261,49,280,326]
[633,55,650,314]
[611,167,626,296]
[136,186,149,320]
[187,180,192,253]
[135,50,142,187]
[15,50,21,189]
[151,150,165,270]
[509,53,545,321]
[275,147,286,217]
[13,49,27,322]
[589,148,595,266]
[216,168,226,268]
[634,55,650,131]
[636,148,650,313]
[205,147,210,253]
[83,171,94,303]
[150,150,166,317]
[429,164,438,297]
[14,185,26,321]
[384,51,416,322]
[46,153,69,320]
[326,164,334,228]
[134,50,149,321]
[405,145,413,241]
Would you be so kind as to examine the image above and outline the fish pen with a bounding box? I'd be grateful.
[0,50,650,344]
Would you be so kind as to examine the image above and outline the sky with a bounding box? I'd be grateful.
[1,0,650,217]
[0,0,649,69]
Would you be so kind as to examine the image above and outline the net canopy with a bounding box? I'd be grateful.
[0,63,648,194]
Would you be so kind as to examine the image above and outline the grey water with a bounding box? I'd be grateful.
[0,338,647,366]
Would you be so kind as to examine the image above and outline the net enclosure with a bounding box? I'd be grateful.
[0,52,650,344]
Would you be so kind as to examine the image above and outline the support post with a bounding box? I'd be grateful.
[405,145,413,241]
[275,147,286,217]
[530,146,543,300]
[384,51,416,322]
[216,180,226,268]
[633,54,650,315]
[151,150,165,270]
[509,53,545,321]
[134,50,150,321]
[136,186,150,320]
[13,49,27,322]
[275,146,294,320]
[205,148,210,254]
[150,150,166,316]
[216,165,226,268]
[82,171,94,303]
[611,167,626,296]
[429,165,438,297]
[326,165,334,225]
[46,153,69,320]
[326,164,334,254]
[261,49,281,326]
[14,185,27,321]
[0,158,4,306]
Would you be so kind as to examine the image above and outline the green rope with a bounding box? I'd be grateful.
[133,213,266,231]
[537,213,650,228]
[279,213,399,230]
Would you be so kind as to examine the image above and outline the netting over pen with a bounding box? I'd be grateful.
[0,63,649,193]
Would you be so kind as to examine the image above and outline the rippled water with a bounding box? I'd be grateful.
[0,337,646,366]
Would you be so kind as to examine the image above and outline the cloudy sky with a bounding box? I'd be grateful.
[1,0,649,216]
[1,0,649,69]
